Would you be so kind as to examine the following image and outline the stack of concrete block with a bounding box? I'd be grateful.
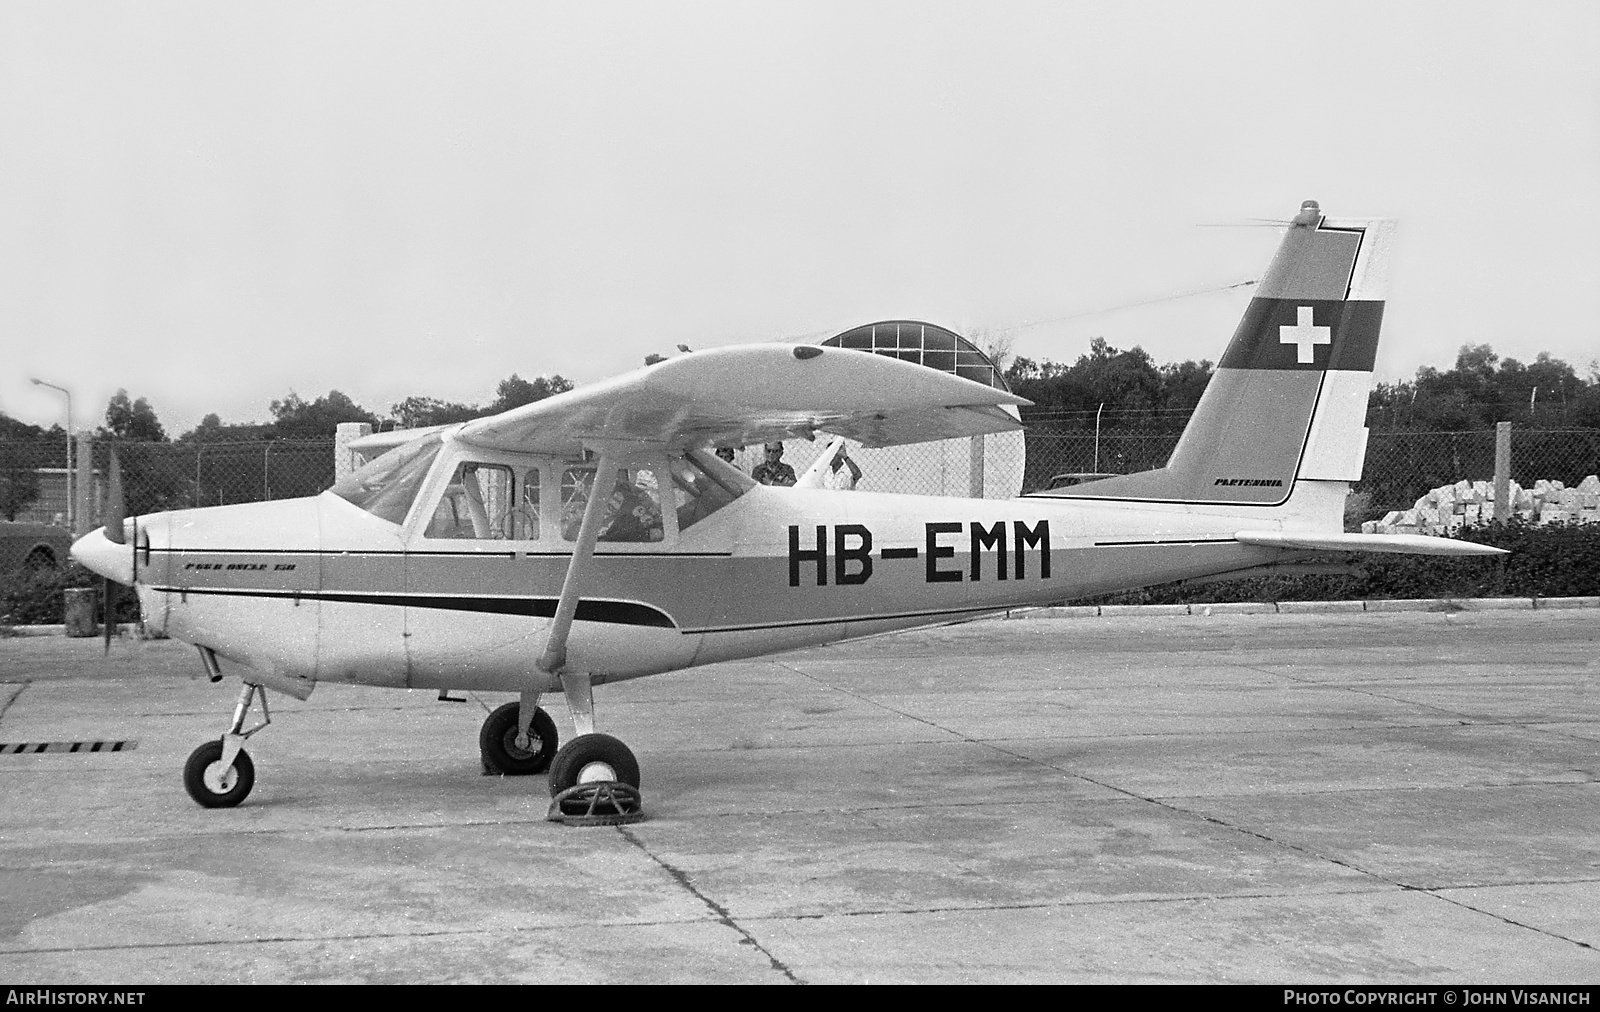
[1362,474,1600,535]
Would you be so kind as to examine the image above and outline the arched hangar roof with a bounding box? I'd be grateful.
[821,320,1011,393]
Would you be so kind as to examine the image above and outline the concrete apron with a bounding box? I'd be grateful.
[0,609,1596,983]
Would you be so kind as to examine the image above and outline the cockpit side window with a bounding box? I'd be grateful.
[560,465,666,543]
[424,463,517,539]
[519,467,541,540]
[330,433,443,526]
[671,449,755,531]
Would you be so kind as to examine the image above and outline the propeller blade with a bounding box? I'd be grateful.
[101,449,131,653]
[104,449,126,545]
[103,576,116,654]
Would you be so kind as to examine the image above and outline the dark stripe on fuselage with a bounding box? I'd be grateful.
[160,583,1004,636]
[1217,298,1383,371]
[1093,538,1239,547]
[686,600,1010,634]
[152,586,676,628]
[149,548,734,559]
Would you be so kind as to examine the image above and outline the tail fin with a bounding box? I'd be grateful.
[1044,200,1395,507]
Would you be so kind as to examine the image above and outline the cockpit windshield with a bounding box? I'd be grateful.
[670,449,755,530]
[329,432,443,525]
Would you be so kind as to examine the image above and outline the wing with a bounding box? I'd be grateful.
[453,344,1030,455]
[346,424,451,455]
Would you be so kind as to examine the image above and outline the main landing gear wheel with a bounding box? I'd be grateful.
[546,733,644,826]
[479,702,558,775]
[183,740,256,808]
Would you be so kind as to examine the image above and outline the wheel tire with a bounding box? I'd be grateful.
[479,702,558,775]
[183,740,255,808]
[548,733,640,796]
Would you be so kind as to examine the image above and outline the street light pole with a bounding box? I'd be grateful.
[29,378,73,530]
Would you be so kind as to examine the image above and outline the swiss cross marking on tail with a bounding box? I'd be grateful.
[1279,306,1331,364]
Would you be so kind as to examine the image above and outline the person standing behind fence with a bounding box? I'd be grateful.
[752,442,796,486]
[821,441,862,490]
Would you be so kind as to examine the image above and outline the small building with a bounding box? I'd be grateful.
[9,468,73,528]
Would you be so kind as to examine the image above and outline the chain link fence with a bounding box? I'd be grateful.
[2,426,1596,531]
[1358,429,1600,516]
[0,439,334,528]
[108,440,335,517]
[1012,423,1598,511]
[1014,424,1184,493]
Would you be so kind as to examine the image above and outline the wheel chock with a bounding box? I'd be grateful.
[547,781,645,826]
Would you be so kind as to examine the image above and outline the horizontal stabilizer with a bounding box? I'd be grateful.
[1235,531,1508,557]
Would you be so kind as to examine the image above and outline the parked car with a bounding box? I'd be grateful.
[1047,472,1121,489]
[0,520,74,572]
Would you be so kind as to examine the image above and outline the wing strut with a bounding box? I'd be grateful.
[537,451,617,677]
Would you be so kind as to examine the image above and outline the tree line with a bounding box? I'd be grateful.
[5,339,1599,451]
[0,372,573,451]
[3,342,1598,523]
[0,374,571,519]
[1006,340,1600,432]
[1005,337,1213,428]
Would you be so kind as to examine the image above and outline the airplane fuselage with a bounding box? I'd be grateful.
[119,454,1327,698]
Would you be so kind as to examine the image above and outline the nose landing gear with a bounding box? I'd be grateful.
[183,682,270,808]
[183,739,255,807]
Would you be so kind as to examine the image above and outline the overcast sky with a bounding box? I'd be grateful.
[3,1,1596,435]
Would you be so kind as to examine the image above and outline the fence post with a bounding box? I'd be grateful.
[73,432,95,536]
[194,443,206,507]
[1093,403,1104,472]
[1493,421,1511,522]
[969,435,985,499]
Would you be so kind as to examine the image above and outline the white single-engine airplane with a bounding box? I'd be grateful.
[73,201,1505,819]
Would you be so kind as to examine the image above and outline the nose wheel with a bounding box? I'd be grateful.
[184,739,255,807]
[184,681,270,808]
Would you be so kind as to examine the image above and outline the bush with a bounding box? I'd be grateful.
[0,564,142,626]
